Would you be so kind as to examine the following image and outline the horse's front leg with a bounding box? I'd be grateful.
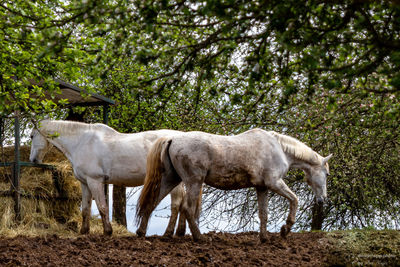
[87,177,112,236]
[80,182,92,234]
[256,187,269,242]
[269,179,298,238]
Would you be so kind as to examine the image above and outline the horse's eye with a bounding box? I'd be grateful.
[30,135,33,139]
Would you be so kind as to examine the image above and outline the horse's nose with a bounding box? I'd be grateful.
[316,196,325,205]
[32,158,38,164]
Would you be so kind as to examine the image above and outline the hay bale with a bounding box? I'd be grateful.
[0,197,83,237]
[0,144,65,162]
[0,145,81,232]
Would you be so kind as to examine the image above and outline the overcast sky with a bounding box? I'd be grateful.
[91,185,209,235]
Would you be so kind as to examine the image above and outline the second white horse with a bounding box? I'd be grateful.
[29,120,187,236]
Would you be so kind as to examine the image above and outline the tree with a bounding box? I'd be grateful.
[1,0,399,232]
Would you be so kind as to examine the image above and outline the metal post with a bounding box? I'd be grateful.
[0,117,3,147]
[102,104,109,206]
[12,115,21,222]
[102,104,109,125]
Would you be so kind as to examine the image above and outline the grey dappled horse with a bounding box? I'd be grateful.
[29,120,188,236]
[136,129,332,242]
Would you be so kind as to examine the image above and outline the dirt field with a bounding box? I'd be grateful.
[1,230,399,266]
[0,231,328,266]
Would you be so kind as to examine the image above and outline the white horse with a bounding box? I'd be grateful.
[29,120,188,236]
[136,129,332,242]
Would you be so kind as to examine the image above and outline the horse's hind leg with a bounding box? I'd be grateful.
[80,182,92,234]
[87,177,112,236]
[176,182,200,237]
[163,183,185,237]
[136,214,150,237]
[181,181,203,241]
[175,212,186,236]
[176,185,202,237]
[256,187,269,242]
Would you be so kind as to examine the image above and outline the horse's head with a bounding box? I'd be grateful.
[29,128,53,164]
[305,154,332,205]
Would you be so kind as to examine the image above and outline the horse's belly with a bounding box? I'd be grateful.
[107,167,146,187]
[205,173,253,190]
[107,175,145,187]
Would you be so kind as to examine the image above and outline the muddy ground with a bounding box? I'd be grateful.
[1,230,399,266]
[0,231,330,266]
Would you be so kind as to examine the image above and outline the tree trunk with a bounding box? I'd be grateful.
[311,198,324,230]
[112,185,127,227]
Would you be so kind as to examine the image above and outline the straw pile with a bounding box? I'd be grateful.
[0,145,82,235]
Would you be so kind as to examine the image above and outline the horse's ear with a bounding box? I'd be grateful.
[323,154,332,165]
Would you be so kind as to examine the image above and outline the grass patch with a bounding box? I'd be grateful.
[326,229,400,266]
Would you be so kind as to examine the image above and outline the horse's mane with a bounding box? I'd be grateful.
[39,120,117,136]
[268,131,322,165]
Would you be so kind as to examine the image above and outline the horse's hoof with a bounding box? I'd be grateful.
[162,231,173,238]
[175,228,186,237]
[259,235,267,243]
[136,229,145,237]
[80,227,89,235]
[104,229,113,236]
[192,235,206,243]
[280,225,291,238]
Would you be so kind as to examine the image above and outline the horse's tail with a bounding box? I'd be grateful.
[136,137,172,226]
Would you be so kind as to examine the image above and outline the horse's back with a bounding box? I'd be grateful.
[167,130,289,189]
[84,129,180,185]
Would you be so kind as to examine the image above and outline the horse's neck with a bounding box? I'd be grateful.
[269,131,319,172]
[286,155,312,174]
[47,136,77,162]
[44,127,88,162]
